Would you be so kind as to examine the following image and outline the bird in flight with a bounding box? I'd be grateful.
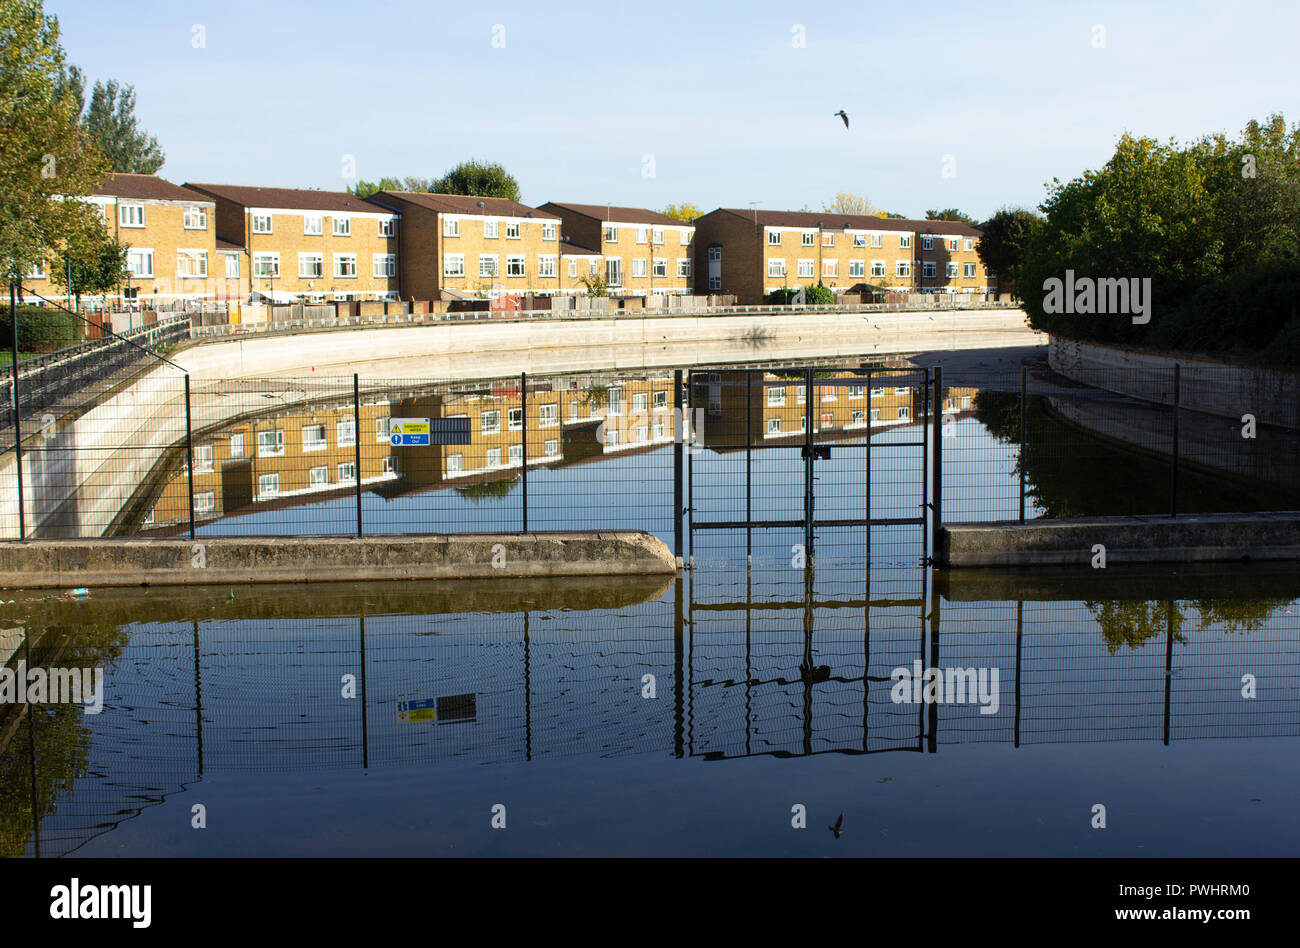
[828,813,845,839]
[834,110,849,129]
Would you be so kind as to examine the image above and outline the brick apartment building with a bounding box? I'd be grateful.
[20,173,218,306]
[537,203,694,297]
[184,184,401,302]
[691,209,994,304]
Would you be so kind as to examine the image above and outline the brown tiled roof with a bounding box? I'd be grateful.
[185,183,395,214]
[560,240,600,256]
[542,202,689,227]
[91,173,213,203]
[713,208,982,236]
[370,191,557,219]
[215,238,245,252]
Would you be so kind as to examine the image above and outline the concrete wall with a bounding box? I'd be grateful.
[1049,337,1300,430]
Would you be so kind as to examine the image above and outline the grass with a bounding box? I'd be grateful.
[0,351,39,367]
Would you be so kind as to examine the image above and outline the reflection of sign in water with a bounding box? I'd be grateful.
[389,417,430,446]
[397,693,477,725]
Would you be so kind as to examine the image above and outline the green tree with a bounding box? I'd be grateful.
[50,227,128,312]
[432,160,520,201]
[81,78,164,174]
[925,208,977,225]
[1,0,110,285]
[975,207,1042,297]
[823,192,879,216]
[660,203,701,222]
[578,271,607,297]
[350,175,435,197]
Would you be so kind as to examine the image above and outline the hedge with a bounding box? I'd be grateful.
[0,305,79,353]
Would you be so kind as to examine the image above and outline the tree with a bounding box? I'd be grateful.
[660,203,701,222]
[431,160,520,201]
[975,207,1042,298]
[350,175,436,197]
[578,271,607,297]
[925,208,978,225]
[81,79,164,174]
[50,226,128,312]
[1,0,110,285]
[823,192,879,216]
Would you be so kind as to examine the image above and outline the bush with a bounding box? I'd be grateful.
[765,284,836,305]
[0,304,78,353]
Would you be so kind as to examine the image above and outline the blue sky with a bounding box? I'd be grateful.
[49,0,1300,220]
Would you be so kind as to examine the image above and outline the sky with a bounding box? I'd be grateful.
[47,0,1300,221]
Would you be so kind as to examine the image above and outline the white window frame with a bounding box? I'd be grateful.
[964,262,977,277]
[899,235,912,249]
[299,253,324,278]
[338,462,357,482]
[443,253,466,278]
[479,254,499,278]
[853,234,866,248]
[767,231,782,245]
[538,255,557,278]
[603,225,618,243]
[251,213,273,234]
[539,403,559,427]
[606,258,622,287]
[194,444,214,474]
[848,260,865,278]
[568,259,578,278]
[258,473,279,499]
[224,254,240,279]
[505,222,521,239]
[257,429,285,458]
[337,418,356,447]
[309,466,330,486]
[677,258,691,278]
[768,258,786,278]
[823,259,838,278]
[333,253,358,278]
[373,253,397,278]
[184,206,208,230]
[481,410,501,434]
[127,248,155,278]
[636,227,648,244]
[652,257,668,278]
[541,222,557,240]
[177,250,208,279]
[631,258,647,278]
[922,261,937,278]
[896,261,911,277]
[506,255,526,278]
[652,228,664,245]
[484,219,499,239]
[378,218,397,237]
[797,259,814,278]
[253,253,280,278]
[230,433,245,458]
[304,215,324,236]
[443,217,460,237]
[870,260,886,278]
[119,204,144,227]
[921,235,934,250]
[333,216,351,237]
[302,424,327,452]
[801,232,815,246]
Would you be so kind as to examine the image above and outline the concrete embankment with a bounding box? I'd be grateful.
[0,531,675,588]
[940,512,1300,568]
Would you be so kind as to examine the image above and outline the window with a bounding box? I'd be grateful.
[195,491,216,514]
[127,249,154,278]
[849,260,865,278]
[481,410,501,434]
[225,254,240,279]
[376,417,391,441]
[443,254,465,278]
[921,236,934,250]
[334,253,357,278]
[484,220,499,239]
[680,230,691,245]
[509,444,523,465]
[310,466,329,486]
[797,259,814,278]
[539,403,558,426]
[177,250,208,278]
[258,473,279,498]
[304,215,323,236]
[603,225,618,242]
[338,462,356,482]
[252,214,272,234]
[652,228,664,245]
[447,454,463,473]
[677,259,691,278]
[378,219,397,238]
[870,408,881,421]
[870,387,886,397]
[899,235,912,249]
[870,234,883,248]
[538,255,557,277]
[605,428,619,446]
[119,204,144,227]
[898,406,910,420]
[768,386,786,406]
[634,425,649,442]
[302,424,327,452]
[653,422,665,439]
[26,260,46,279]
[896,261,912,278]
[768,231,782,245]
[194,444,214,473]
[853,234,866,248]
[870,260,886,278]
[631,259,647,278]
[184,206,208,229]
[331,217,350,237]
[230,433,245,458]
[964,262,977,277]
[820,411,834,428]
[486,446,503,467]
[570,399,580,420]
[822,233,834,247]
[373,254,397,278]
[337,418,356,446]
[652,258,668,278]
[632,392,649,412]
[299,253,324,278]
[946,262,959,278]
[382,456,399,475]
[506,255,526,277]
[542,222,556,240]
[607,387,624,415]
[568,259,578,278]
[922,261,937,278]
[964,238,974,252]
[589,260,599,277]
[767,418,781,435]
[508,407,523,430]
[636,228,648,244]
[253,253,279,278]
[823,259,838,278]
[654,390,667,409]
[544,438,559,458]
[847,384,864,398]
[606,258,622,287]
[821,385,837,402]
[479,255,498,278]
[801,232,815,246]
[796,388,806,404]
[852,409,866,426]
[443,217,459,237]
[257,429,285,457]
[948,238,959,251]
[505,222,520,239]
[709,276,721,290]
[708,246,721,261]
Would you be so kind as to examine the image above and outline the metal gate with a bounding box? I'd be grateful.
[685,365,935,568]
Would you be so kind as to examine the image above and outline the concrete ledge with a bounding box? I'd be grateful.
[940,512,1300,568]
[0,532,676,588]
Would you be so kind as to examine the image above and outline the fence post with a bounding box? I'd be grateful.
[674,369,683,569]
[1170,364,1180,518]
[931,366,943,558]
[353,374,362,537]
[520,371,528,533]
[9,282,25,540]
[1019,363,1027,522]
[184,374,196,540]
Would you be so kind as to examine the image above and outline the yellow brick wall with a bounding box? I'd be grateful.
[242,209,400,300]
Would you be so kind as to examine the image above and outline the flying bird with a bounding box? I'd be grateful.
[828,813,844,839]
[834,110,849,129]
